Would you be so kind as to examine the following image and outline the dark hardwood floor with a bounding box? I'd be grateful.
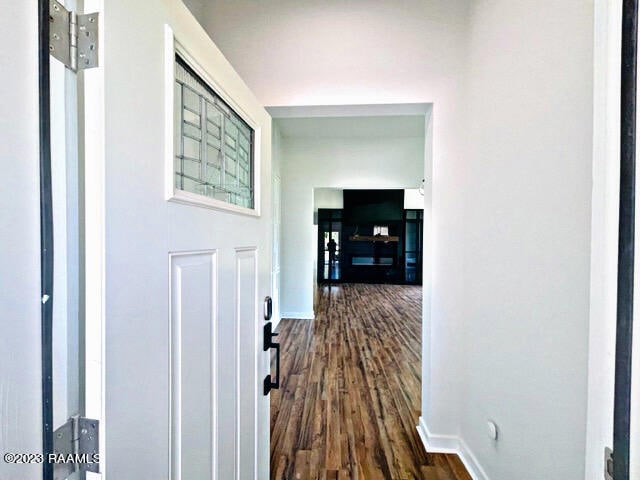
[270,283,471,480]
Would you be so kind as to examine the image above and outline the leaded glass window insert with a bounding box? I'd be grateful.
[174,55,255,209]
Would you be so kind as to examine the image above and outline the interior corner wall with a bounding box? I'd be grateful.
[0,3,43,480]
[461,1,595,478]
[279,134,424,318]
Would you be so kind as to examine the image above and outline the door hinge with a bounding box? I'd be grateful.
[52,416,100,480]
[49,0,99,71]
[605,447,614,480]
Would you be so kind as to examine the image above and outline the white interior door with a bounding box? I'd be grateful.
[96,2,272,479]
[0,3,42,480]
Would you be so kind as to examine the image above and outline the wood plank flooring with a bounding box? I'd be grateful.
[270,284,471,480]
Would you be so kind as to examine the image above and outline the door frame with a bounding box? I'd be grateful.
[38,0,55,476]
[82,0,107,476]
[38,0,107,477]
[614,0,638,478]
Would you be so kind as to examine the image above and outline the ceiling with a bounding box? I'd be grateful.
[181,0,468,107]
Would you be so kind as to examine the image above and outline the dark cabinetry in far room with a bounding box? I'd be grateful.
[317,190,423,285]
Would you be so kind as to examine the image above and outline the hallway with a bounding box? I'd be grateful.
[270,284,471,480]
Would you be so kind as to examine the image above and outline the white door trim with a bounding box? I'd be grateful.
[83,0,106,477]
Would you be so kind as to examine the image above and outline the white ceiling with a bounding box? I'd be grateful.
[181,0,469,106]
[274,115,425,139]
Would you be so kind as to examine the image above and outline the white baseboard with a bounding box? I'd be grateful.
[417,417,489,480]
[458,437,489,480]
[280,311,315,320]
[417,416,459,452]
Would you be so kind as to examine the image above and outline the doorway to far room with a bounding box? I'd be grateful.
[268,107,471,479]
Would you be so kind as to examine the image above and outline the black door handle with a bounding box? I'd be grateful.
[264,296,273,321]
[263,321,280,395]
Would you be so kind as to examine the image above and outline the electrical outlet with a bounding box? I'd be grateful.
[487,420,498,441]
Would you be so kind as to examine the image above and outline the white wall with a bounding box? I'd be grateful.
[461,1,594,478]
[186,1,604,478]
[314,188,343,214]
[278,131,424,317]
[405,189,425,210]
[0,3,42,479]
[272,123,283,326]
[273,123,283,181]
[587,0,621,478]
